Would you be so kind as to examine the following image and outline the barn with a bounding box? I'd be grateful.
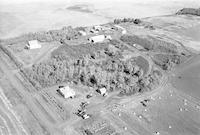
[26,40,41,49]
[57,86,76,99]
[88,35,112,43]
[96,87,107,96]
[88,35,105,43]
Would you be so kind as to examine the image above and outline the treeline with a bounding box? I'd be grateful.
[176,8,200,16]
[23,46,161,95]
[114,18,142,24]
[1,26,79,45]
[120,35,178,53]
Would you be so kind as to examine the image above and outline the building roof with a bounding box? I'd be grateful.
[88,35,105,43]
[59,86,75,98]
[99,87,107,94]
[28,40,39,45]
[27,40,41,49]
[79,30,87,36]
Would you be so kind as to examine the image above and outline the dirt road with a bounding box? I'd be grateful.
[0,54,56,134]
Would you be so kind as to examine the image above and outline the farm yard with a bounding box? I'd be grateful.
[0,7,200,135]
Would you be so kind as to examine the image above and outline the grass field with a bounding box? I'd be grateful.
[7,41,60,66]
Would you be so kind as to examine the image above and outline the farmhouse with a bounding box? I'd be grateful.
[57,86,75,99]
[26,40,41,49]
[88,35,112,43]
[96,87,107,96]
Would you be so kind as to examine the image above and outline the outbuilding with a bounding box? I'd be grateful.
[26,40,41,49]
[96,87,107,96]
[57,86,75,99]
[88,35,112,43]
[78,30,87,36]
[93,25,103,31]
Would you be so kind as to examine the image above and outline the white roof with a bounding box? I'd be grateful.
[89,35,105,43]
[94,25,102,29]
[27,40,41,49]
[99,87,107,94]
[79,30,87,36]
[28,40,39,45]
[59,86,75,98]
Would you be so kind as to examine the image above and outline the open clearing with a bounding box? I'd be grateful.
[7,41,60,66]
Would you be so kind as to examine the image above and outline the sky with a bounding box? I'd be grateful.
[0,0,199,4]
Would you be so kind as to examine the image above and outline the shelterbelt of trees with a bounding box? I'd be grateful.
[0,26,80,45]
[22,42,162,96]
[176,8,200,16]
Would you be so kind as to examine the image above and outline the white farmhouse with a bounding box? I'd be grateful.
[96,87,107,96]
[26,40,41,49]
[57,86,75,99]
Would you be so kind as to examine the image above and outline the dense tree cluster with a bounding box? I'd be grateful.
[1,26,79,45]
[120,35,178,53]
[176,8,200,16]
[23,46,162,95]
[51,42,109,60]
[114,18,142,24]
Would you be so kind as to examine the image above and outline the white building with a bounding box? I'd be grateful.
[57,86,75,99]
[96,87,107,96]
[88,35,112,43]
[78,30,87,36]
[88,35,105,43]
[26,40,41,49]
[93,25,103,31]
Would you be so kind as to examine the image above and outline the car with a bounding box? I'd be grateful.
[58,85,64,88]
